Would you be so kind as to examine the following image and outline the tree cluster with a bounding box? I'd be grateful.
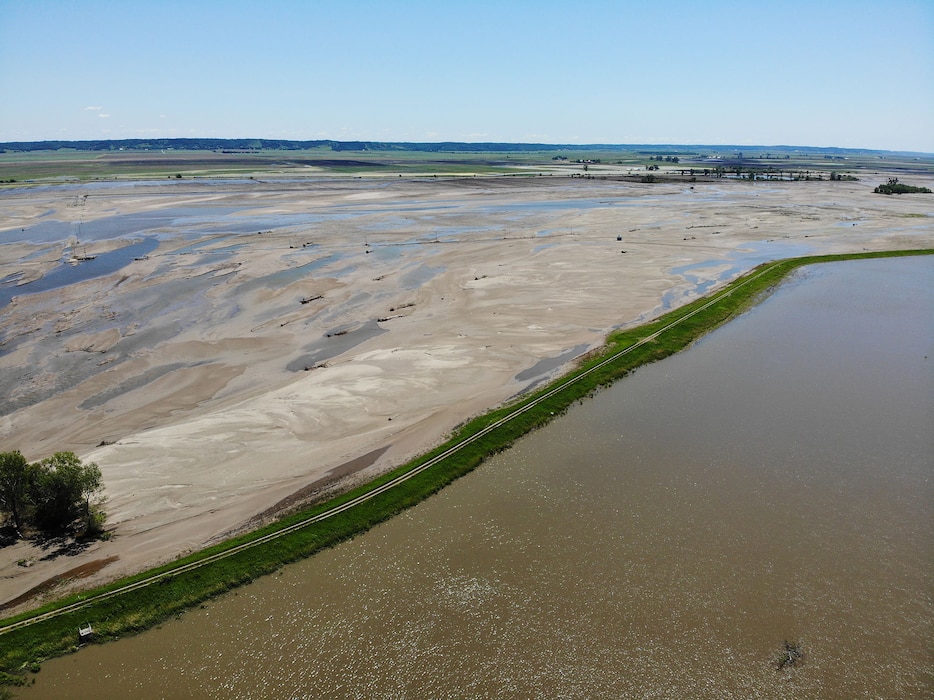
[0,451,105,538]
[874,178,931,195]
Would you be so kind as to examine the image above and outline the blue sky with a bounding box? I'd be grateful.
[1,0,932,151]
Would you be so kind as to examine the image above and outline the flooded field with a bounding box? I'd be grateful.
[18,256,933,698]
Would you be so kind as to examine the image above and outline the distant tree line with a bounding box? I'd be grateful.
[0,451,104,538]
[0,138,597,154]
[0,139,919,159]
[873,178,931,195]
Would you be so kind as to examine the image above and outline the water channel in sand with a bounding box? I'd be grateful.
[17,256,933,699]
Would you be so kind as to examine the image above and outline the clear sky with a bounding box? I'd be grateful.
[1,0,932,152]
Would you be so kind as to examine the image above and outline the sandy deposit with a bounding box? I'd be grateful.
[1,172,932,611]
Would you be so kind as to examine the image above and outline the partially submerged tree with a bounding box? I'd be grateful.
[776,640,804,670]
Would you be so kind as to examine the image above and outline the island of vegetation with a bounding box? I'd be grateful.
[873,177,932,195]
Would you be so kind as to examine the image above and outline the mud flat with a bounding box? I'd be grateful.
[1,174,932,610]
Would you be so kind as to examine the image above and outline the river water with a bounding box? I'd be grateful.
[19,256,933,699]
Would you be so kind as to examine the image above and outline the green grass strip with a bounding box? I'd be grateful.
[1,248,931,677]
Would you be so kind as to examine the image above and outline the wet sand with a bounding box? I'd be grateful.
[1,173,931,610]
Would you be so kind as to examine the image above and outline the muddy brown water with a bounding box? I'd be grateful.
[17,256,933,699]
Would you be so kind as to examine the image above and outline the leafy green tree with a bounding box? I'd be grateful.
[0,451,33,533]
[30,452,104,534]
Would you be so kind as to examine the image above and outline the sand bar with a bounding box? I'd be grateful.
[1,173,932,611]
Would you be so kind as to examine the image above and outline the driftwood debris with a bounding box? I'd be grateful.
[776,640,803,670]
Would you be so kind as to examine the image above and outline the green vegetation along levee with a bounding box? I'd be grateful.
[1,248,931,689]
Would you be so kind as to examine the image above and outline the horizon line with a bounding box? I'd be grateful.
[1,137,932,157]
